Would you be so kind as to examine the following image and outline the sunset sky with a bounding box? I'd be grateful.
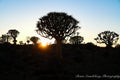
[0,0,120,46]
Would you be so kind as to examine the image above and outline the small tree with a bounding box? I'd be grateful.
[70,36,84,44]
[95,31,119,47]
[30,36,39,45]
[0,34,11,43]
[36,12,80,60]
[19,41,24,45]
[26,36,30,44]
[7,29,19,45]
[69,32,84,44]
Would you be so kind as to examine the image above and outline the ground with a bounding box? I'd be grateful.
[0,43,120,79]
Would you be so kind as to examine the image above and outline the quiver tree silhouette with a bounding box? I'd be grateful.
[70,36,84,44]
[0,34,11,43]
[30,36,39,45]
[19,41,24,45]
[36,12,80,60]
[69,32,84,44]
[7,29,19,45]
[95,31,119,47]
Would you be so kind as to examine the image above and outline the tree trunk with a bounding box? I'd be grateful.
[6,37,9,43]
[13,37,17,45]
[56,39,63,62]
[106,44,112,49]
[106,40,112,48]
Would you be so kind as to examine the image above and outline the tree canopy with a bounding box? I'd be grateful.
[30,36,39,45]
[36,12,80,42]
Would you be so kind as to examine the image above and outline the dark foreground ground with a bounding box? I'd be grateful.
[0,43,120,79]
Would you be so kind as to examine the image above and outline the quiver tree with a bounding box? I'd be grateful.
[7,29,19,45]
[36,12,80,60]
[19,41,24,45]
[69,32,84,44]
[70,36,84,44]
[30,36,39,45]
[95,31,119,47]
[0,34,11,43]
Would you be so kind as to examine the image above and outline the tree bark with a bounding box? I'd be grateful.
[106,40,112,48]
[56,39,63,62]
[13,37,17,45]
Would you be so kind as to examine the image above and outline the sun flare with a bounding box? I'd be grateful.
[38,38,49,49]
[37,37,55,49]
[41,42,48,47]
[38,42,48,49]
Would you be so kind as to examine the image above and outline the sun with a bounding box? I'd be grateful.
[38,42,48,49]
[41,42,47,47]
[38,38,49,49]
[38,37,55,49]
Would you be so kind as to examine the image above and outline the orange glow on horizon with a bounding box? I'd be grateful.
[41,42,48,48]
[38,42,48,50]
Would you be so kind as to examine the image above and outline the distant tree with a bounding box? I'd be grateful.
[19,41,24,45]
[95,31,119,47]
[30,36,39,45]
[0,34,11,43]
[36,12,80,60]
[26,36,30,44]
[69,32,84,44]
[70,36,84,44]
[7,29,19,45]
